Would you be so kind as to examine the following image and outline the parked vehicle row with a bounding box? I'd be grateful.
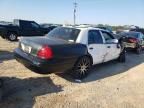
[0,22,142,80]
[0,19,57,41]
[14,26,126,79]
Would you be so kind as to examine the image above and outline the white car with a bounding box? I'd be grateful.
[14,26,126,79]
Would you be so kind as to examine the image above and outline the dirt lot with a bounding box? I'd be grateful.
[0,38,144,108]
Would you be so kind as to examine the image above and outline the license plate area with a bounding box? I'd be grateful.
[21,43,32,53]
[125,42,136,48]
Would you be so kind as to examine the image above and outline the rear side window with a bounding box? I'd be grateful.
[48,26,57,30]
[88,30,103,44]
[20,21,31,29]
[31,22,40,28]
[47,27,80,42]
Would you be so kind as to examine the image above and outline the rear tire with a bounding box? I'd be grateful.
[7,33,18,41]
[72,56,92,79]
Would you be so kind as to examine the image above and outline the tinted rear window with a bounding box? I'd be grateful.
[120,32,139,38]
[47,27,80,42]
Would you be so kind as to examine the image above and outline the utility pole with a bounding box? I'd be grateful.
[73,0,78,26]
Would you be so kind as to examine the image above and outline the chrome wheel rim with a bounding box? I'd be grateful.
[9,34,16,41]
[76,57,91,76]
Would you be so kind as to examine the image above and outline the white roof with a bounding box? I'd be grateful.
[62,25,106,31]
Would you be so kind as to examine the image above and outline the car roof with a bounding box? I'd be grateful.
[62,26,108,32]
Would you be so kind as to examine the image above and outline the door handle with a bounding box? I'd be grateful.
[107,46,111,48]
[89,47,93,50]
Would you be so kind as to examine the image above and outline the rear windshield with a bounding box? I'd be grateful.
[47,27,80,42]
[120,32,139,38]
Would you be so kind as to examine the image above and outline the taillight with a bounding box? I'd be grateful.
[37,45,53,59]
[129,38,137,43]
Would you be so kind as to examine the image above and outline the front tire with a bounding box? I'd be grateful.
[72,56,92,79]
[7,33,18,41]
[136,46,142,54]
[118,49,126,63]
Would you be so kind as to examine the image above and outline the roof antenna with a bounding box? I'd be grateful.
[73,0,78,26]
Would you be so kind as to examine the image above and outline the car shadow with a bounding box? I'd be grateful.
[57,52,144,83]
[0,76,63,108]
[0,50,14,63]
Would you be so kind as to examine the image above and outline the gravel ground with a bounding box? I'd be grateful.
[0,38,144,108]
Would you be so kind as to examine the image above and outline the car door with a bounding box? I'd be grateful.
[87,30,107,64]
[101,31,121,62]
[19,21,33,36]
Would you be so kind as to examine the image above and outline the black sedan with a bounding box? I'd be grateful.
[119,31,144,54]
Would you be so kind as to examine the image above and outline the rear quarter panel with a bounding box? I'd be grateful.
[50,43,88,66]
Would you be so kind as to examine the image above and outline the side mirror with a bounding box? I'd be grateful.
[106,39,118,44]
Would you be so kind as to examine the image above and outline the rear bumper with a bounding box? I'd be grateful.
[124,42,136,49]
[14,48,76,74]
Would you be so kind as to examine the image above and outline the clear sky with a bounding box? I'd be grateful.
[0,0,144,27]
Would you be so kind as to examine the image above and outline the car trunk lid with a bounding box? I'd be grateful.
[19,36,69,57]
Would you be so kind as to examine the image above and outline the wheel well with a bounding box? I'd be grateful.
[6,31,18,41]
[7,31,18,36]
[86,55,93,65]
[76,55,93,65]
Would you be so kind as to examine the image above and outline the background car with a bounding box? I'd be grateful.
[0,19,54,41]
[119,31,144,54]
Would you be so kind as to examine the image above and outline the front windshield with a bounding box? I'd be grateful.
[46,27,80,42]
